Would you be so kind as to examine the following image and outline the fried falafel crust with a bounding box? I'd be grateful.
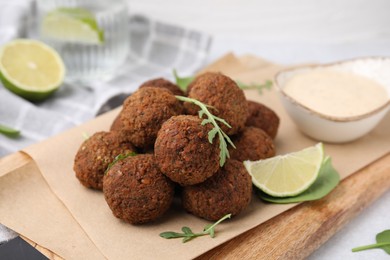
[229,126,275,162]
[185,72,248,135]
[120,87,184,149]
[139,78,185,96]
[73,131,136,190]
[103,154,175,224]
[110,111,123,131]
[245,100,280,139]
[155,115,220,186]
[182,159,252,221]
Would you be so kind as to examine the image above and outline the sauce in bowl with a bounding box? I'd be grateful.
[283,70,389,118]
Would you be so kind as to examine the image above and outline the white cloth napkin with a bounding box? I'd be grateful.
[0,0,211,244]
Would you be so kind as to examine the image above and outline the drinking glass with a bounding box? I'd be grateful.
[36,0,130,84]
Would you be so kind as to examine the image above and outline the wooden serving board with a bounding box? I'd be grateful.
[1,150,390,259]
[1,54,390,259]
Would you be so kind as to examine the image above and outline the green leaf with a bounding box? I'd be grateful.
[203,224,215,238]
[208,128,218,143]
[201,118,211,125]
[198,110,205,118]
[159,213,232,243]
[159,231,185,239]
[182,236,194,243]
[236,80,273,94]
[105,152,137,174]
[258,157,340,203]
[218,134,227,166]
[173,70,195,92]
[82,132,90,140]
[377,230,390,254]
[173,70,272,95]
[0,124,20,138]
[352,230,390,254]
[182,227,194,235]
[175,95,235,167]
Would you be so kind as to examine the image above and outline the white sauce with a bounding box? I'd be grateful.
[283,70,389,117]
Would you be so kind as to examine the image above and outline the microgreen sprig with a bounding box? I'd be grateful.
[173,69,194,92]
[236,80,273,94]
[175,96,235,167]
[105,152,137,174]
[82,132,90,140]
[160,213,231,243]
[173,70,272,95]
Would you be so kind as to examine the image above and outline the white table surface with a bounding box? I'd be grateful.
[130,0,390,259]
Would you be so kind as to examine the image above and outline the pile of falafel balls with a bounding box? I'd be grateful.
[73,72,279,224]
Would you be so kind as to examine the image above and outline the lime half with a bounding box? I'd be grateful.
[244,143,324,197]
[0,39,65,101]
[41,7,104,44]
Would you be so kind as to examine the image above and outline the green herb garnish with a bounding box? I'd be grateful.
[258,157,340,204]
[160,213,231,243]
[82,132,90,140]
[236,80,273,94]
[175,96,235,167]
[105,152,137,174]
[352,230,390,254]
[0,124,20,138]
[173,69,195,92]
[173,70,272,94]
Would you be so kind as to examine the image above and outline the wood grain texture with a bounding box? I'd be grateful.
[197,153,390,260]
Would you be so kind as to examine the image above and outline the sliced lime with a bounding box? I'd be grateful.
[244,143,324,197]
[41,7,104,44]
[0,39,65,101]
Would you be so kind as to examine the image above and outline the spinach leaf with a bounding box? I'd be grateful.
[352,230,390,254]
[258,157,340,204]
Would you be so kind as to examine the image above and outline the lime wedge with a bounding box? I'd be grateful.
[0,39,65,101]
[244,143,324,197]
[41,7,104,44]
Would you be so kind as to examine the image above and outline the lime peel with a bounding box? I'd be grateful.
[244,143,324,197]
[42,7,104,44]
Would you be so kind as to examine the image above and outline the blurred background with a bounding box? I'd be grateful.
[131,0,390,63]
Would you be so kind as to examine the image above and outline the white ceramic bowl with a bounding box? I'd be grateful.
[275,57,390,143]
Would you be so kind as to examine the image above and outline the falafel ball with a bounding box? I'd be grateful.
[120,87,184,149]
[155,115,220,186]
[184,72,248,135]
[73,131,136,190]
[103,154,174,224]
[182,159,252,221]
[245,100,280,139]
[229,127,275,162]
[139,78,184,96]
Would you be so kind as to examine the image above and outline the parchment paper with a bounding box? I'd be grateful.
[1,54,389,259]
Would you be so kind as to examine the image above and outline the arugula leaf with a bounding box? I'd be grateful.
[175,96,235,167]
[173,69,195,92]
[0,124,20,138]
[105,152,137,174]
[257,157,340,203]
[159,214,231,243]
[352,230,390,254]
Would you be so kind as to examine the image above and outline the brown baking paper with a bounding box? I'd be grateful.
[1,54,389,259]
